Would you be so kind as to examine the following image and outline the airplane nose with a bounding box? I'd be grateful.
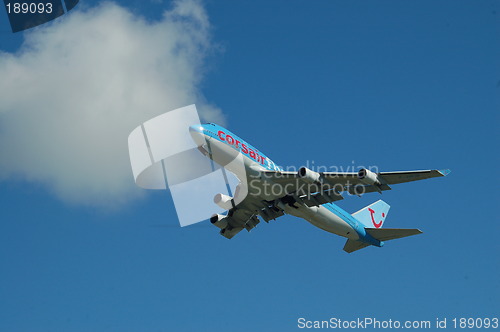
[189,125,203,134]
[189,124,205,146]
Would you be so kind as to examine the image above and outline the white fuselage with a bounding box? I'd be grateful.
[278,202,360,240]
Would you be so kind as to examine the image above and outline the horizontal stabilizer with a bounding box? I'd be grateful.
[343,239,371,253]
[365,228,422,241]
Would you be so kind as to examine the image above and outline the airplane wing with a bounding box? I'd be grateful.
[376,169,451,184]
[260,168,450,196]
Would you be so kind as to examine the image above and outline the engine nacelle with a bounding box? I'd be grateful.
[298,167,320,183]
[214,193,234,210]
[210,214,228,229]
[357,168,381,186]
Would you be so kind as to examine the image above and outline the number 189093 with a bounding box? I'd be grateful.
[452,317,498,329]
[6,2,53,14]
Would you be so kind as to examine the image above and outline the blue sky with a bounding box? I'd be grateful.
[0,1,499,331]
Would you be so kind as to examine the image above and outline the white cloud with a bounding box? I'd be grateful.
[0,0,223,207]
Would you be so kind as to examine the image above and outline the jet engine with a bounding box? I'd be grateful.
[357,168,381,186]
[214,193,234,210]
[298,167,320,183]
[210,214,229,229]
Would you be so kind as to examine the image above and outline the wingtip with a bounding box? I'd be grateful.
[439,169,451,176]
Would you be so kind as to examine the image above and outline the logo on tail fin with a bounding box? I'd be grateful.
[368,208,383,228]
[351,200,390,229]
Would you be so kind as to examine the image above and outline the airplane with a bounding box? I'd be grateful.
[188,123,449,253]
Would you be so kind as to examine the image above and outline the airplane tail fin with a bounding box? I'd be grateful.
[351,200,390,229]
